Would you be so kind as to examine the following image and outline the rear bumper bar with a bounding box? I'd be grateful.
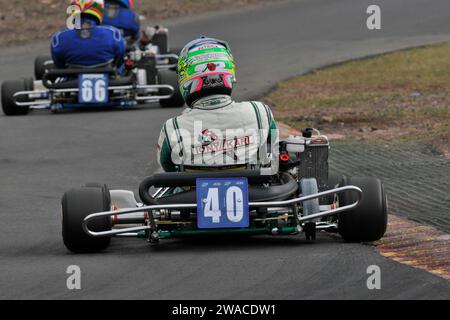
[12,84,175,107]
[82,185,362,238]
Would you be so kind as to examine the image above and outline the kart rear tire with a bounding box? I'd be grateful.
[62,185,112,253]
[158,70,185,108]
[338,177,387,242]
[1,79,32,116]
[34,55,52,80]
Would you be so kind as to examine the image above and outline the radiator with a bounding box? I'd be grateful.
[298,144,329,191]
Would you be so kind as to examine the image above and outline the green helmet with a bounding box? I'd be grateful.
[177,37,236,106]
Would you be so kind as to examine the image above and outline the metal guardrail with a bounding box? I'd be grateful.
[82,186,363,237]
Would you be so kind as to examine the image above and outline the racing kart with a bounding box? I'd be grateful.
[61,130,388,253]
[1,26,184,116]
[1,65,181,115]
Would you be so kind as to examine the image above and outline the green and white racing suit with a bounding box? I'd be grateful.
[157,95,279,172]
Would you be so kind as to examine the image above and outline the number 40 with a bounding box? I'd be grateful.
[204,187,244,223]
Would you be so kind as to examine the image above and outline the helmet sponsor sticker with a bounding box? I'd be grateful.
[188,52,230,64]
[190,44,226,52]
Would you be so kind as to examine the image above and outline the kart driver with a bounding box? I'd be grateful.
[51,0,126,69]
[157,37,278,172]
[103,0,140,43]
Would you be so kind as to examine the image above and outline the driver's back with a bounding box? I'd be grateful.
[51,25,125,69]
[157,95,278,172]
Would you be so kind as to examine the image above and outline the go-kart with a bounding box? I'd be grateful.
[1,63,182,115]
[1,26,184,116]
[61,130,388,253]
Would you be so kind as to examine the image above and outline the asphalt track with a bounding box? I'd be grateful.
[0,0,450,299]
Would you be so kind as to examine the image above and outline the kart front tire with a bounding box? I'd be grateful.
[1,79,31,116]
[62,185,112,253]
[338,177,388,242]
[158,70,185,108]
[138,57,158,85]
[168,48,183,70]
[300,178,320,217]
[323,172,344,204]
[85,183,105,189]
[170,47,183,55]
[34,55,52,80]
[328,173,344,189]
[300,178,320,240]
[152,33,169,54]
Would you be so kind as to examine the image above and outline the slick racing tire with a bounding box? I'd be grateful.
[1,78,32,116]
[152,32,169,54]
[167,47,182,71]
[62,185,112,253]
[300,178,320,240]
[327,173,343,189]
[137,56,158,85]
[338,177,388,242]
[158,70,185,108]
[34,55,53,80]
[300,178,320,217]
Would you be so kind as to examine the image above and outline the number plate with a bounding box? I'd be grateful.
[196,178,249,229]
[78,74,109,104]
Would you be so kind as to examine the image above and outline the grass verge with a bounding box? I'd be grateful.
[265,42,450,157]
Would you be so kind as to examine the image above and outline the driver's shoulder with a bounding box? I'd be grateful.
[51,28,76,48]
[238,100,274,127]
[96,25,123,39]
[51,28,73,40]
[234,100,272,114]
[119,7,138,18]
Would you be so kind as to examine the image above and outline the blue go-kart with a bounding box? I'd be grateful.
[1,54,184,116]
